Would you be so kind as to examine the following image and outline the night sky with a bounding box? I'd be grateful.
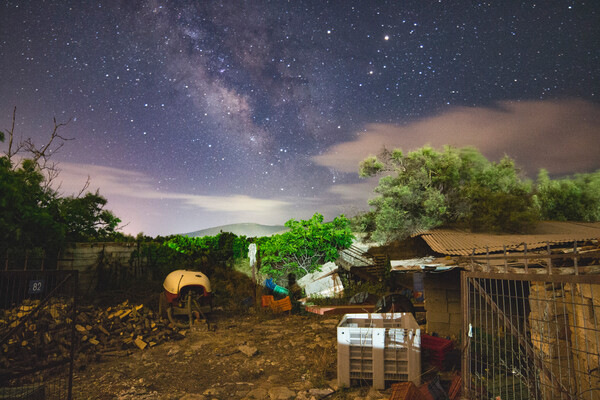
[1,1,599,236]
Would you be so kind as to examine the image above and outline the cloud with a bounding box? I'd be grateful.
[53,162,293,235]
[55,163,289,213]
[313,99,600,177]
[327,180,379,203]
[51,161,373,235]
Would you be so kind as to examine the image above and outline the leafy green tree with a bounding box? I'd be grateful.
[260,213,354,280]
[464,156,538,232]
[358,146,538,242]
[57,191,121,242]
[536,169,600,221]
[1,109,122,257]
[0,157,63,250]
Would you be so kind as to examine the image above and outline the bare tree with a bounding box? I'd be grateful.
[2,106,73,190]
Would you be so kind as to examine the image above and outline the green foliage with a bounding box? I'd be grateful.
[57,191,121,241]
[131,240,190,281]
[164,232,250,272]
[259,213,354,281]
[465,156,538,232]
[349,210,377,235]
[0,135,121,254]
[359,146,600,242]
[338,270,388,303]
[536,169,600,222]
[358,156,384,177]
[358,146,538,242]
[165,232,250,260]
[0,156,63,250]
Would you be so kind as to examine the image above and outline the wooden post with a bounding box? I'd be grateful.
[503,245,508,273]
[546,241,552,274]
[485,246,490,272]
[523,243,528,272]
[461,271,470,397]
[251,243,260,308]
[574,240,579,275]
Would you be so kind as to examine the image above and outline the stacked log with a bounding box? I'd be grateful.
[1,298,186,376]
[79,300,187,352]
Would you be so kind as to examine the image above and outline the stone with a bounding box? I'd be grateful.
[309,388,334,398]
[179,395,208,400]
[202,388,220,396]
[326,379,338,391]
[365,387,385,400]
[293,391,310,400]
[322,319,339,328]
[239,345,259,357]
[268,386,296,400]
[246,388,269,400]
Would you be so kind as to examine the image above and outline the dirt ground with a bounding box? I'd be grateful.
[71,309,388,400]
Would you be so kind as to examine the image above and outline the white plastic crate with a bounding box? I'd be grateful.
[337,313,421,389]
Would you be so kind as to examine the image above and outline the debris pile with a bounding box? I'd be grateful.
[76,300,187,355]
[0,298,186,375]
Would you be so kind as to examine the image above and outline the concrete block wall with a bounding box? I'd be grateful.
[566,283,600,400]
[529,282,577,400]
[58,242,140,291]
[529,281,600,400]
[423,269,462,338]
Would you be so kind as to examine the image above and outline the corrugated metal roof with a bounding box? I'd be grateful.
[418,221,600,256]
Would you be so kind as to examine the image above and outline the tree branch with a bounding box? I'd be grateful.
[24,116,73,165]
[77,176,91,198]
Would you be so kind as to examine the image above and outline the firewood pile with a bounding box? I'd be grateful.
[1,298,186,376]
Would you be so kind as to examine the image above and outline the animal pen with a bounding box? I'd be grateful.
[462,244,600,400]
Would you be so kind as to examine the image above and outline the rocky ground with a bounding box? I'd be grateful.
[72,309,391,400]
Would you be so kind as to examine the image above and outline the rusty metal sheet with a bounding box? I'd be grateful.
[418,221,600,256]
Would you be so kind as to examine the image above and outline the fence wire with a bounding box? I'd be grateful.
[463,272,600,400]
[0,270,78,400]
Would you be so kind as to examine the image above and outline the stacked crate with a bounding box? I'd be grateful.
[337,313,421,389]
[421,334,454,370]
[389,381,426,400]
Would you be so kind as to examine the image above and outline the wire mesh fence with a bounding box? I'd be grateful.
[0,270,78,400]
[462,271,600,400]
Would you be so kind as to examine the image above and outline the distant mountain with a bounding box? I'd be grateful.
[181,223,288,238]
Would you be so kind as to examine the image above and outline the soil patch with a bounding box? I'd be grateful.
[72,310,381,400]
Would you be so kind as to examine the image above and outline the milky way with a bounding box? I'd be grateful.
[1,1,599,235]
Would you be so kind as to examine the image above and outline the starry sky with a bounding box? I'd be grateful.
[1,1,599,236]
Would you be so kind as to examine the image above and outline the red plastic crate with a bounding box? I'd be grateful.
[448,374,461,400]
[421,334,453,370]
[390,381,426,400]
[421,334,453,351]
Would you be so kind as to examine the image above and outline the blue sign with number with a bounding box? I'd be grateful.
[29,280,43,294]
